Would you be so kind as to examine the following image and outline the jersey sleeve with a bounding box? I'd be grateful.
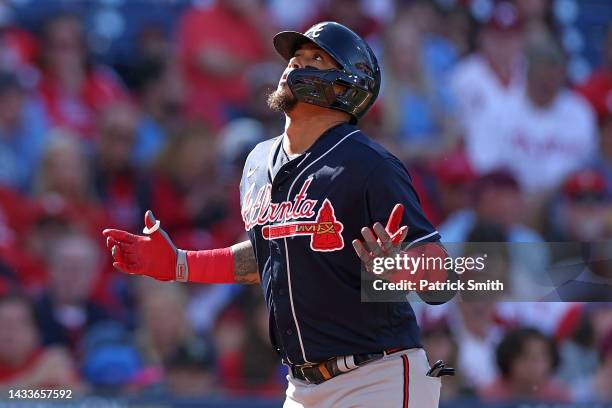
[364,157,440,245]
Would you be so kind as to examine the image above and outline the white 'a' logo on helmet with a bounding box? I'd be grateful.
[306,23,327,38]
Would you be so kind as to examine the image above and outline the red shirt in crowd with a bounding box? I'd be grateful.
[38,67,127,138]
[176,4,267,128]
[0,26,38,70]
[149,175,244,250]
[0,348,43,383]
[576,69,612,121]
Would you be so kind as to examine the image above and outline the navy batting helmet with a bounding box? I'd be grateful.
[273,22,381,122]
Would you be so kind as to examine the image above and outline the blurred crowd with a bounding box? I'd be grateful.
[0,0,611,404]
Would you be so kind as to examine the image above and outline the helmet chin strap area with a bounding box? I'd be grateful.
[287,68,371,119]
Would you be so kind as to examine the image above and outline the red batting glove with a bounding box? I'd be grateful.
[102,211,179,281]
[386,203,405,245]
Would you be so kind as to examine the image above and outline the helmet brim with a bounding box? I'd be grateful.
[273,31,316,61]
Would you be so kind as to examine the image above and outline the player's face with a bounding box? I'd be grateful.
[268,43,340,114]
[278,43,340,88]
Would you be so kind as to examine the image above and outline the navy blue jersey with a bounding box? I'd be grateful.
[239,123,440,365]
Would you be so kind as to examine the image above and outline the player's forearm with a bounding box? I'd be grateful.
[184,240,259,285]
[230,240,260,284]
[392,242,457,304]
[104,212,260,285]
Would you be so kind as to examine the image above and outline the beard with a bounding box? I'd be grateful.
[267,85,297,113]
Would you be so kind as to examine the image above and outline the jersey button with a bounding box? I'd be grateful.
[286,329,293,335]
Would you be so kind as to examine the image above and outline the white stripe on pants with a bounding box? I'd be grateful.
[283,348,441,408]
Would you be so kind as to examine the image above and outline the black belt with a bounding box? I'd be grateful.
[289,348,407,385]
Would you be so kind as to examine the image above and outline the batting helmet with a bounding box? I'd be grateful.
[273,21,381,122]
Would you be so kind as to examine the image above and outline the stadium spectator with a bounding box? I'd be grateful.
[0,294,81,391]
[499,40,597,195]
[440,170,542,243]
[268,0,321,30]
[185,284,242,337]
[574,328,612,402]
[545,168,612,244]
[420,320,473,401]
[16,133,105,290]
[217,118,266,181]
[0,186,43,292]
[461,222,512,298]
[214,301,247,394]
[589,304,612,348]
[241,62,284,136]
[576,23,612,122]
[0,0,38,77]
[130,59,184,167]
[176,0,273,128]
[381,12,459,161]
[441,174,551,299]
[33,232,108,351]
[135,23,171,64]
[515,0,558,46]
[538,169,612,301]
[451,301,506,389]
[37,13,126,138]
[150,124,242,249]
[217,287,284,396]
[450,1,525,173]
[592,115,612,194]
[401,0,459,74]
[164,339,216,396]
[134,281,216,394]
[81,320,156,394]
[480,328,570,402]
[35,133,106,237]
[578,24,612,193]
[17,210,71,293]
[0,261,16,296]
[93,103,149,233]
[438,6,474,58]
[306,0,380,39]
[559,304,612,394]
[429,149,475,223]
[0,72,48,192]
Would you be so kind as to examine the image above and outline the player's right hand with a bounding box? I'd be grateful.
[352,203,408,273]
[102,211,177,281]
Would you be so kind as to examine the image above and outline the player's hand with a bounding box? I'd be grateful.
[352,204,408,273]
[102,211,177,281]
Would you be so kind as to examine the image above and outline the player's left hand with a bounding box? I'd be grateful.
[352,203,408,273]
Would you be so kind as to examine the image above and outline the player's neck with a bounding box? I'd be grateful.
[283,105,350,155]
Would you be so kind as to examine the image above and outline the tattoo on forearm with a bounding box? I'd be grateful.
[231,240,260,284]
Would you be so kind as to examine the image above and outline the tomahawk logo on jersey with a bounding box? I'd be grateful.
[239,123,440,366]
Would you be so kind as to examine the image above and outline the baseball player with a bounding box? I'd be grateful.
[103,22,450,407]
